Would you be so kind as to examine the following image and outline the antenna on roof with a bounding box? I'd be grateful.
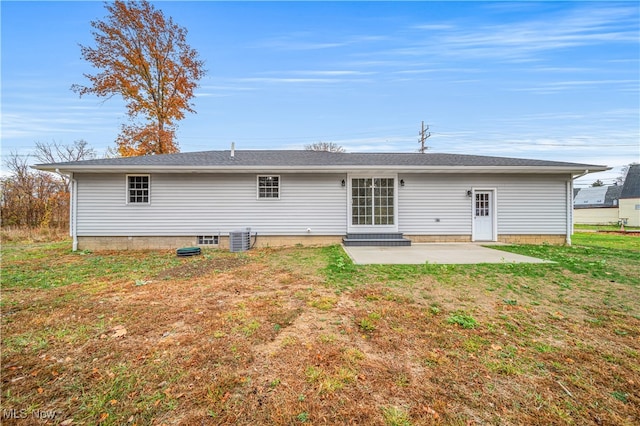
[230,142,235,158]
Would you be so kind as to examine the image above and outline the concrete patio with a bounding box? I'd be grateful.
[342,243,553,265]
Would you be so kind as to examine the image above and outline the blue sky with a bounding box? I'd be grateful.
[2,1,639,186]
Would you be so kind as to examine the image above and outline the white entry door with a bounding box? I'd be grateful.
[473,191,495,241]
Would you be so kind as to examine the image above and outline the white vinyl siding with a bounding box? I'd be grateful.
[398,173,569,235]
[496,176,568,234]
[75,173,346,236]
[398,175,472,235]
[75,172,569,238]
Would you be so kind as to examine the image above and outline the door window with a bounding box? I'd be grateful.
[475,192,489,217]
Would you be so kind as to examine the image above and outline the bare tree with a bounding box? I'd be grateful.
[34,139,97,164]
[103,146,122,159]
[4,151,32,182]
[34,140,97,192]
[1,153,68,228]
[1,141,98,229]
[616,162,638,185]
[304,142,345,153]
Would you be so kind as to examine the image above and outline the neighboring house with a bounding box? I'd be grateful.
[573,185,623,225]
[619,164,640,227]
[572,164,640,227]
[34,150,608,251]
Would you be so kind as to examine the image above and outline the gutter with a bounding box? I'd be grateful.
[566,169,591,245]
[572,169,591,181]
[71,173,78,251]
[35,165,612,175]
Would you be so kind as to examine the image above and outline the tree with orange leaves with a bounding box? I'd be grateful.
[72,0,205,156]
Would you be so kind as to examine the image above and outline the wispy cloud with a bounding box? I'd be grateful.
[289,70,375,77]
[199,85,256,92]
[195,83,257,98]
[500,108,640,123]
[254,33,390,51]
[526,66,595,73]
[341,138,415,153]
[331,133,635,157]
[405,4,639,62]
[511,79,639,94]
[1,109,120,141]
[392,67,482,75]
[238,77,350,85]
[231,69,376,86]
[411,24,455,31]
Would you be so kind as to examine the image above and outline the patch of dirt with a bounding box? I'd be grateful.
[598,230,640,236]
[154,256,251,280]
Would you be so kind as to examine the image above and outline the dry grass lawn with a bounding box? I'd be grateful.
[1,232,639,425]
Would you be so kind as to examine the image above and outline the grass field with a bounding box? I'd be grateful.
[1,232,639,425]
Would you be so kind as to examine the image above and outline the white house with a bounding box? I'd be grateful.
[34,150,608,251]
[573,185,622,225]
[619,164,640,227]
[573,164,640,227]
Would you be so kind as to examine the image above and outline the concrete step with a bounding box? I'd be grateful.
[343,233,411,247]
[343,238,411,247]
[344,232,405,240]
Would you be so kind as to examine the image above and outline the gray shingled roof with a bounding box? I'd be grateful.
[620,164,640,199]
[574,185,623,209]
[34,150,608,172]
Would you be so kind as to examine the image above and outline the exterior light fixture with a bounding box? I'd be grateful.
[341,179,346,187]
[466,190,472,197]
[400,179,405,187]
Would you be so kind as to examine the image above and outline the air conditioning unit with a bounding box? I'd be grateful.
[229,228,251,252]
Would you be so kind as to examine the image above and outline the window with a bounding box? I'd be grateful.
[198,235,219,245]
[127,175,149,204]
[258,175,280,199]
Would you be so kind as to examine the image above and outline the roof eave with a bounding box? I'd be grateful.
[33,164,610,174]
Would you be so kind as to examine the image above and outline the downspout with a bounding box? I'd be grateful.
[567,169,590,245]
[71,174,78,251]
[56,169,78,251]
